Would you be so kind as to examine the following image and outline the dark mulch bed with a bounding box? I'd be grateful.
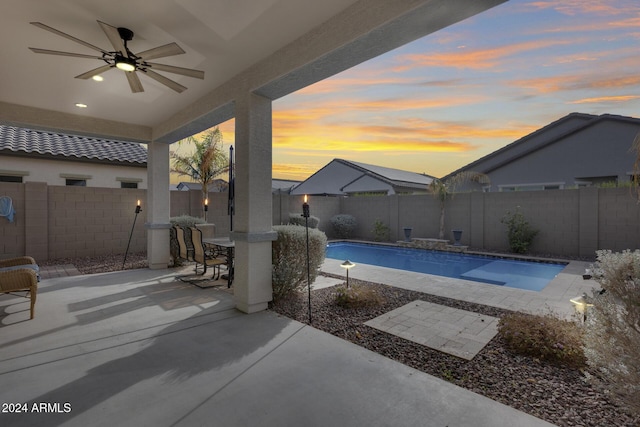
[270,277,638,427]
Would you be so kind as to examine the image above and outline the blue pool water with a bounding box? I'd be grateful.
[325,242,566,291]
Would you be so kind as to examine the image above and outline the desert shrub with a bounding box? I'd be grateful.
[331,214,357,239]
[372,219,390,242]
[168,215,206,265]
[288,213,320,228]
[497,312,586,369]
[334,284,384,308]
[500,207,538,254]
[272,225,327,301]
[583,249,640,416]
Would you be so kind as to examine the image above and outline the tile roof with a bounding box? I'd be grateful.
[0,125,147,165]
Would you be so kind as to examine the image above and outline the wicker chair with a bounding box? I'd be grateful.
[0,256,39,319]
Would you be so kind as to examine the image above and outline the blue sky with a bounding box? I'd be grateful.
[183,0,640,182]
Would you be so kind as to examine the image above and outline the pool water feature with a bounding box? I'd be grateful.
[325,242,566,292]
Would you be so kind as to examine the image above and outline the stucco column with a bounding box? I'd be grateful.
[231,93,277,313]
[145,140,171,269]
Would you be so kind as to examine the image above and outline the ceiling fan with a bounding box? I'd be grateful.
[29,20,204,94]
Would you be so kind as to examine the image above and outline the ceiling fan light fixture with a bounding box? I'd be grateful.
[115,55,136,72]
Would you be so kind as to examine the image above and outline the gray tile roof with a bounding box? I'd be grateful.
[0,125,147,165]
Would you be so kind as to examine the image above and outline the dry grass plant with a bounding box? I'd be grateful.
[497,311,586,369]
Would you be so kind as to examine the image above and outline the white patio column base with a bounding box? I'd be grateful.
[146,222,172,269]
[231,231,277,314]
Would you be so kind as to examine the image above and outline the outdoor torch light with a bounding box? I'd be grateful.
[302,195,310,218]
[302,195,311,323]
[135,199,142,214]
[341,259,356,288]
[204,198,209,212]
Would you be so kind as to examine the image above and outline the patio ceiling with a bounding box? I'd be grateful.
[0,0,505,144]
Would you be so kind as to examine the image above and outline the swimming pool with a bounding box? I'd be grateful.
[325,242,566,292]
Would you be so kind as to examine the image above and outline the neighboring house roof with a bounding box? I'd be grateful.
[444,112,640,179]
[0,124,147,166]
[272,179,301,193]
[175,180,228,192]
[291,158,434,196]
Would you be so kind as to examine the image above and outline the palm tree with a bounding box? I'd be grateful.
[170,127,229,212]
[429,171,490,240]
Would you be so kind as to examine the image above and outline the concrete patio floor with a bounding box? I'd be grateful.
[0,267,556,427]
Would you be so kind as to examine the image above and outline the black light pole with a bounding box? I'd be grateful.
[123,199,142,269]
[302,195,311,324]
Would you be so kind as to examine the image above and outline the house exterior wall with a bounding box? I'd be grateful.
[488,120,639,191]
[2,182,639,262]
[0,156,147,188]
[456,116,640,192]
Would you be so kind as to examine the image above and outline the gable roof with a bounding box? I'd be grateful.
[291,158,434,196]
[0,125,147,166]
[444,113,640,179]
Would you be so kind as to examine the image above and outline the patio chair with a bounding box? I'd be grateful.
[174,225,193,262]
[190,227,226,282]
[0,256,39,319]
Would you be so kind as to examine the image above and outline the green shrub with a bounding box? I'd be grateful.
[331,214,357,239]
[334,284,384,308]
[288,213,320,228]
[272,225,327,301]
[500,207,539,253]
[372,219,390,242]
[497,312,586,369]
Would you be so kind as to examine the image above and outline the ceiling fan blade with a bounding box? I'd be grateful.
[137,43,185,61]
[75,64,114,80]
[125,71,144,93]
[30,22,108,54]
[29,47,104,60]
[143,69,187,93]
[97,20,127,55]
[145,62,204,79]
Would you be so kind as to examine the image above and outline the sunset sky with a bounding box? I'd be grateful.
[172,0,640,183]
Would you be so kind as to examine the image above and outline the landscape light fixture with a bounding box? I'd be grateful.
[570,293,593,322]
[341,260,356,288]
[204,198,208,221]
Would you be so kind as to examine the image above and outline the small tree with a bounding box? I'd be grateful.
[170,127,229,213]
[429,171,489,240]
[583,249,640,416]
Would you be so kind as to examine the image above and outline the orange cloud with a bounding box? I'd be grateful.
[568,95,640,104]
[526,1,634,16]
[395,39,571,71]
[510,74,640,94]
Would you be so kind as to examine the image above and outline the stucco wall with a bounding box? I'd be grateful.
[1,157,147,188]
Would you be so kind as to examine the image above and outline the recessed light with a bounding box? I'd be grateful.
[92,75,104,82]
[75,103,88,108]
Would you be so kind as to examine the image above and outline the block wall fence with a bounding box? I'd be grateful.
[1,182,639,261]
